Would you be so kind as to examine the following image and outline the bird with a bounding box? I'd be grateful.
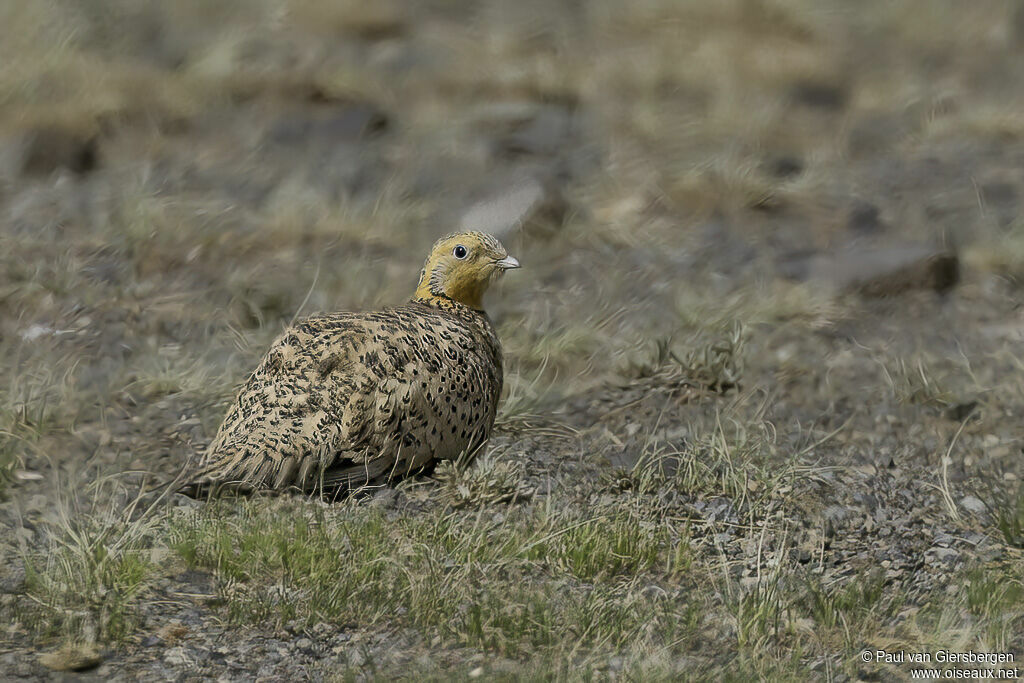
[181,231,520,498]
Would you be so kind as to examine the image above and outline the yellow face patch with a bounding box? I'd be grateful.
[414,232,518,310]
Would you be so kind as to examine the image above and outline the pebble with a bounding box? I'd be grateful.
[959,495,986,514]
[928,547,959,564]
[163,647,192,667]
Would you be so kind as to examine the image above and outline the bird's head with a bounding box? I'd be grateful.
[414,231,520,310]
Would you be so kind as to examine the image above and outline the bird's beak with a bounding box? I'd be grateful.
[494,255,521,270]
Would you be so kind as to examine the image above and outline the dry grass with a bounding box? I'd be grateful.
[16,477,171,645]
[1,0,1023,678]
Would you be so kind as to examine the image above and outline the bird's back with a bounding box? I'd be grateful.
[188,301,503,495]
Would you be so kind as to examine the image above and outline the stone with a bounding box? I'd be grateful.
[847,200,885,235]
[766,155,803,179]
[469,100,577,161]
[164,646,192,667]
[959,495,986,514]
[459,174,568,238]
[846,113,912,158]
[0,562,26,593]
[927,547,959,564]
[789,80,847,110]
[944,401,978,422]
[268,101,389,146]
[779,243,959,296]
[0,125,99,178]
[38,643,103,672]
[497,105,574,159]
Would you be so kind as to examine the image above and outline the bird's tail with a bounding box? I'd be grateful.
[177,442,399,500]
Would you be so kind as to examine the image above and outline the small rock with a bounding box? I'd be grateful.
[497,105,574,159]
[852,492,879,510]
[2,652,35,677]
[847,200,885,235]
[776,249,819,281]
[164,646,192,667]
[779,243,959,296]
[347,648,366,667]
[766,155,803,179]
[964,532,986,546]
[927,547,959,564]
[326,5,406,41]
[460,175,568,238]
[39,642,103,672]
[19,324,57,342]
[470,100,578,161]
[846,113,912,158]
[295,637,314,654]
[156,622,190,643]
[0,563,26,593]
[1,125,99,177]
[789,80,847,110]
[823,505,854,524]
[369,487,401,509]
[268,101,389,145]
[980,181,1017,227]
[945,401,978,422]
[959,495,986,514]
[842,245,959,296]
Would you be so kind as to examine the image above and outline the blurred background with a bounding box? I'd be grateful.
[1,1,1022,677]
[3,0,1023,441]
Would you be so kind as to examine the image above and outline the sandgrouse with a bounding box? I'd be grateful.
[183,232,519,497]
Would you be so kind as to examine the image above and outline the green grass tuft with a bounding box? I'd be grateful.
[992,485,1024,549]
[169,499,697,659]
[19,482,166,644]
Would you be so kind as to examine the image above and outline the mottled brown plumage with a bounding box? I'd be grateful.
[183,232,519,497]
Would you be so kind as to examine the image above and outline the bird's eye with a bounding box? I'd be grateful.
[453,245,468,259]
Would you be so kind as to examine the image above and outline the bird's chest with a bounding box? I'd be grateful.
[400,321,501,457]
[420,329,500,415]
